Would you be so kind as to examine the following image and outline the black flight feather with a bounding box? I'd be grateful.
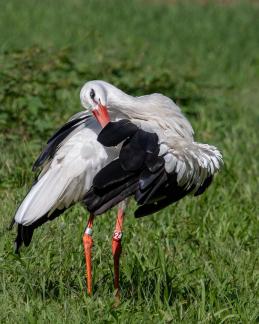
[47,114,91,144]
[119,130,160,172]
[97,119,138,147]
[32,124,79,170]
[32,114,92,171]
[85,177,139,215]
[134,175,196,218]
[135,171,168,205]
[84,120,164,216]
[139,167,165,192]
[145,154,165,173]
[119,137,146,171]
[92,180,139,215]
[137,131,159,154]
[194,175,213,196]
[14,208,66,253]
[135,197,174,218]
[14,224,23,254]
[93,159,135,191]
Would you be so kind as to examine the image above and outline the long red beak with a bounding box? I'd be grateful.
[92,103,110,128]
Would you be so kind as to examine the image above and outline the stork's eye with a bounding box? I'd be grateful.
[90,89,95,100]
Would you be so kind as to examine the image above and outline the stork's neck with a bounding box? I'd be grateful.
[106,85,140,119]
[108,87,136,109]
[103,81,194,141]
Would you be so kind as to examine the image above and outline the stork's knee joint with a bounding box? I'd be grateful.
[85,227,93,236]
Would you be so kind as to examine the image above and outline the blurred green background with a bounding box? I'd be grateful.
[0,0,258,323]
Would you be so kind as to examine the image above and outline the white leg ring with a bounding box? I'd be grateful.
[85,227,93,236]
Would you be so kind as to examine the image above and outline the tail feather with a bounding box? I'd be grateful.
[14,208,66,253]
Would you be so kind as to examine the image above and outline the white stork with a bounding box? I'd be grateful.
[12,80,223,297]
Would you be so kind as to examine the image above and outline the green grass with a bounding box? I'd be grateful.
[0,0,259,322]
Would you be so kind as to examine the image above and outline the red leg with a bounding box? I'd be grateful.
[112,207,125,299]
[82,214,94,295]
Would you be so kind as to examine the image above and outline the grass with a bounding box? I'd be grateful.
[0,0,259,322]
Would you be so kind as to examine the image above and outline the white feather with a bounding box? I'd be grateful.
[15,126,116,226]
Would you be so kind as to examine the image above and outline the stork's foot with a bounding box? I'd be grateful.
[113,288,121,307]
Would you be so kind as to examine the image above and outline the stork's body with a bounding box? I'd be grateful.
[13,80,223,297]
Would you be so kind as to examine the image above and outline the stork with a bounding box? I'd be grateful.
[12,80,223,298]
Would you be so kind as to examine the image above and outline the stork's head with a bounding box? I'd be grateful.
[80,81,110,127]
[80,81,108,111]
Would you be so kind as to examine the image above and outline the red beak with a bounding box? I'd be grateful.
[92,103,110,128]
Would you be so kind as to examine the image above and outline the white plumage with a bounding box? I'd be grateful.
[15,113,117,225]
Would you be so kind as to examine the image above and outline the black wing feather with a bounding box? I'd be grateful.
[194,175,213,196]
[145,154,164,173]
[32,114,92,171]
[119,130,159,171]
[84,119,214,218]
[93,159,135,191]
[97,119,138,147]
[139,167,164,191]
[93,181,139,215]
[85,177,139,215]
[84,121,163,215]
[33,124,79,170]
[47,114,90,144]
[14,208,66,253]
[135,171,168,205]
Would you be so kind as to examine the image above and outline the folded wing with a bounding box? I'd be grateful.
[13,112,115,252]
[84,119,223,217]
